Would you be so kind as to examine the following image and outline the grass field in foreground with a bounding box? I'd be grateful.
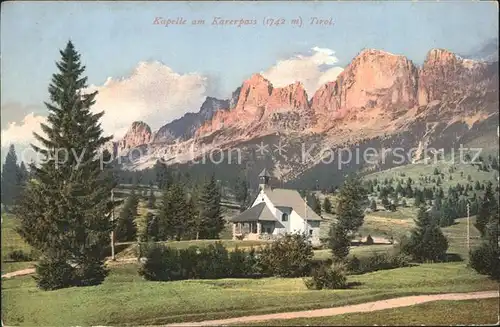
[2,262,497,326]
[238,298,500,326]
[1,214,32,262]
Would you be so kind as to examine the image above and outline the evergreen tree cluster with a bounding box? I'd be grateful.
[1,144,29,209]
[402,206,449,262]
[329,176,366,261]
[141,173,225,242]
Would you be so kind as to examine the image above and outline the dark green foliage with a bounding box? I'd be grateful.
[234,176,249,212]
[304,263,347,290]
[334,176,366,233]
[147,187,156,209]
[259,234,313,277]
[198,175,224,239]
[72,258,109,287]
[328,223,350,261]
[346,253,410,275]
[1,145,23,207]
[475,183,498,237]
[137,242,260,281]
[365,234,374,245]
[137,244,181,281]
[308,193,322,216]
[115,191,138,242]
[323,196,333,214]
[7,250,34,262]
[157,183,193,241]
[402,206,448,262]
[15,41,114,289]
[469,203,500,281]
[154,161,173,190]
[370,199,377,211]
[469,241,500,281]
[414,189,424,207]
[145,213,158,241]
[34,255,76,291]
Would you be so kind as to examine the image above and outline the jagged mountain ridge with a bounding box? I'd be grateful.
[109,47,498,184]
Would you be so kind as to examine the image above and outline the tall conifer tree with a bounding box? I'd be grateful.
[198,174,224,239]
[15,41,115,290]
[1,144,20,208]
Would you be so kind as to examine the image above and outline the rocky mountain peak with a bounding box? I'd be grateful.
[311,48,419,121]
[118,121,152,151]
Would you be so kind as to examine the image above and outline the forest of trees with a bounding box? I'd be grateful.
[1,144,29,210]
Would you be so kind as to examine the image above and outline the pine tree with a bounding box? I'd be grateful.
[17,161,29,189]
[370,199,377,211]
[234,176,249,212]
[328,176,365,261]
[323,197,333,214]
[469,212,500,280]
[308,193,322,216]
[475,183,498,237]
[15,41,115,289]
[154,161,173,190]
[1,144,20,208]
[147,186,156,209]
[115,190,138,242]
[402,206,448,262]
[198,175,225,239]
[414,189,423,207]
[335,176,365,233]
[157,182,190,241]
[145,213,158,241]
[328,222,350,262]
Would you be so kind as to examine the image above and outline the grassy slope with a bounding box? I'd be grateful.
[1,214,31,261]
[2,262,497,326]
[238,298,500,326]
[315,216,481,261]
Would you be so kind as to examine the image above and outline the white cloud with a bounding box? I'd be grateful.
[262,47,344,97]
[1,113,46,148]
[85,61,211,139]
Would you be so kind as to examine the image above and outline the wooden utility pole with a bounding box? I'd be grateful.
[304,196,308,239]
[111,189,115,261]
[466,201,470,252]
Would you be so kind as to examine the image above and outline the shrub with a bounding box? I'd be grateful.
[34,256,75,291]
[138,242,261,281]
[365,234,374,245]
[229,246,257,278]
[304,262,347,290]
[469,242,500,281]
[138,243,181,281]
[346,252,410,275]
[8,250,33,262]
[196,243,230,279]
[72,259,109,287]
[259,234,313,277]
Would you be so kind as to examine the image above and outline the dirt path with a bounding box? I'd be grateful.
[1,258,138,279]
[1,268,35,279]
[163,291,499,326]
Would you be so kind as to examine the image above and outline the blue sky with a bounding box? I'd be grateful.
[0,1,498,160]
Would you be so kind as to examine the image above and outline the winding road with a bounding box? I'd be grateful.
[163,291,499,326]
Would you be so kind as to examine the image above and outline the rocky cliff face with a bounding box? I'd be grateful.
[311,49,419,121]
[115,47,498,180]
[152,96,230,144]
[118,121,152,152]
[417,49,495,107]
